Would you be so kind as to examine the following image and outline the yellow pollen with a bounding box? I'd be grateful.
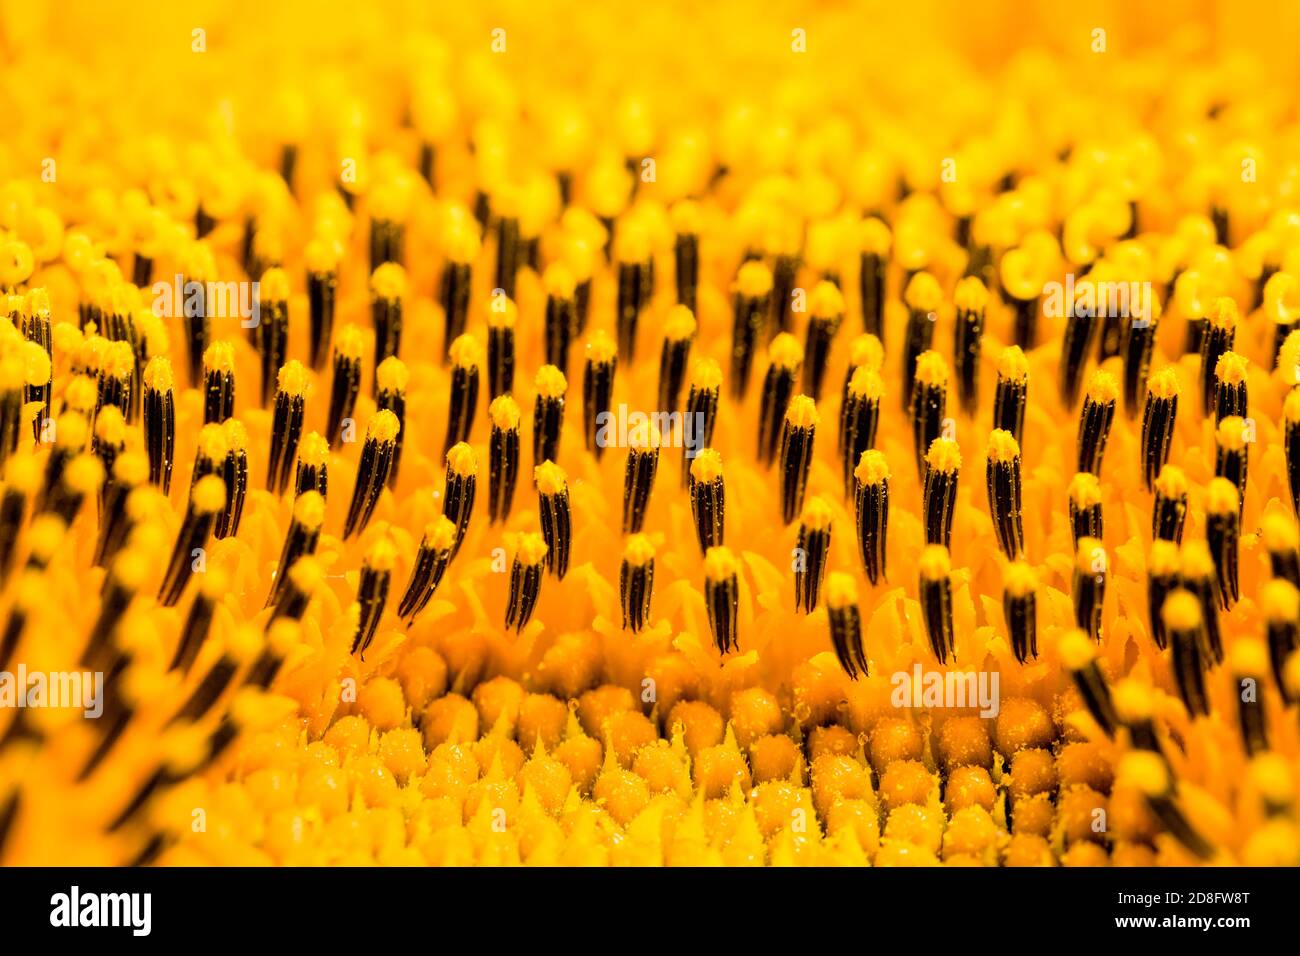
[623,534,656,566]
[768,333,803,370]
[370,262,407,300]
[690,448,723,484]
[535,461,568,496]
[293,490,327,528]
[1068,472,1101,507]
[808,281,845,319]
[704,546,738,581]
[825,572,857,610]
[1160,589,1202,632]
[447,442,477,477]
[517,532,549,566]
[904,271,942,313]
[918,544,950,580]
[367,409,401,443]
[1085,370,1118,405]
[953,276,988,313]
[1003,561,1037,597]
[997,346,1028,383]
[986,429,1020,464]
[855,449,889,486]
[925,438,961,474]
[489,395,522,430]
[535,364,568,399]
[784,395,818,429]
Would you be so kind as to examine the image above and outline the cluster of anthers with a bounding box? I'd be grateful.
[0,2,1299,866]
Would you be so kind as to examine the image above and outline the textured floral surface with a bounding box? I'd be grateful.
[0,0,1298,866]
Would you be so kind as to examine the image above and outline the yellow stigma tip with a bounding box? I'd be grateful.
[143,356,174,393]
[287,557,324,595]
[543,262,577,300]
[298,431,328,467]
[64,455,105,496]
[1262,513,1298,552]
[193,474,227,514]
[425,515,459,552]
[1085,370,1119,405]
[704,545,738,581]
[1261,579,1300,622]
[366,537,397,571]
[448,334,482,371]
[534,460,568,496]
[808,281,845,319]
[1149,540,1181,576]
[850,333,885,372]
[203,341,235,374]
[848,366,884,401]
[1207,296,1239,329]
[517,532,549,566]
[1160,589,1202,632]
[260,267,291,303]
[370,262,407,300]
[784,395,818,430]
[926,438,962,474]
[304,236,343,274]
[277,360,310,398]
[535,364,568,399]
[689,357,722,391]
[623,534,656,566]
[735,261,774,299]
[613,219,652,264]
[368,409,401,443]
[918,544,951,580]
[769,333,803,370]
[23,287,52,317]
[586,331,618,365]
[335,324,366,360]
[986,429,1020,464]
[1003,561,1037,597]
[664,305,697,342]
[1113,679,1155,723]
[489,395,521,430]
[488,297,518,328]
[196,423,229,462]
[1119,751,1170,797]
[1206,477,1238,515]
[1215,416,1248,451]
[1230,639,1268,676]
[914,350,949,388]
[1068,472,1102,507]
[799,496,833,531]
[447,442,477,477]
[1147,368,1180,400]
[997,346,1029,383]
[953,276,989,313]
[855,449,890,486]
[1214,351,1248,385]
[690,448,723,484]
[293,490,327,528]
[1153,465,1187,498]
[376,356,410,394]
[904,271,942,313]
[1058,628,1096,669]
[1248,755,1295,805]
[825,571,857,610]
[858,217,891,256]
[670,200,702,236]
[1180,539,1215,579]
[94,406,126,446]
